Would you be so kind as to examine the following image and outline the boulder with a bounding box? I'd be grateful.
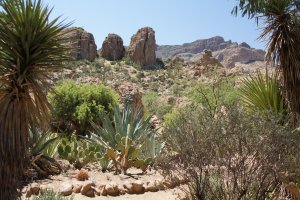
[72,183,83,193]
[60,183,73,196]
[105,182,119,196]
[100,34,125,61]
[127,27,156,66]
[65,27,97,61]
[199,49,223,67]
[81,181,95,197]
[30,183,40,195]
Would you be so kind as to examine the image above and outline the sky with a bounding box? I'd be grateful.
[44,0,267,50]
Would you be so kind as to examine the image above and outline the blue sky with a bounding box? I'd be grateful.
[45,0,266,50]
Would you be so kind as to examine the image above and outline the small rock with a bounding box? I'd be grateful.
[30,183,40,195]
[123,181,133,193]
[81,181,95,196]
[132,180,144,194]
[145,181,159,192]
[60,183,73,196]
[105,182,119,196]
[84,189,95,197]
[73,183,83,193]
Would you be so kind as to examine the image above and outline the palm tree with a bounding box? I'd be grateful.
[0,0,71,199]
[232,0,300,126]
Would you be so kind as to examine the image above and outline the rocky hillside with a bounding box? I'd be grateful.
[156,36,265,68]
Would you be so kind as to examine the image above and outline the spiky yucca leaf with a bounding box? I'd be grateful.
[0,0,71,199]
[240,70,285,115]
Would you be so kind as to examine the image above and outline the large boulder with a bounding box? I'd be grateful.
[214,46,265,68]
[100,34,125,61]
[127,27,156,66]
[65,27,97,61]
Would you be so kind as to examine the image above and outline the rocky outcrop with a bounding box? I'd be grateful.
[157,36,234,59]
[127,27,156,66]
[100,34,125,61]
[199,49,223,67]
[214,46,265,68]
[65,27,97,61]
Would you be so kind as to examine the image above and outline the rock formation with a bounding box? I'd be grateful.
[199,49,223,67]
[100,34,125,61]
[65,27,97,61]
[214,46,265,68]
[127,27,156,66]
[156,36,234,59]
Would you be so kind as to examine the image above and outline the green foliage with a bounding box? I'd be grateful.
[142,92,173,119]
[160,104,300,200]
[188,78,238,117]
[57,134,102,169]
[91,105,160,174]
[29,127,61,158]
[49,80,118,136]
[30,190,73,200]
[0,0,72,198]
[240,70,286,116]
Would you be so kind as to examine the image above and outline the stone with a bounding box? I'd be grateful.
[60,183,73,196]
[64,27,97,61]
[72,183,83,193]
[123,181,133,194]
[105,182,119,196]
[127,27,156,66]
[81,181,95,196]
[100,34,125,61]
[99,184,107,196]
[30,183,40,195]
[132,180,144,194]
[144,181,159,192]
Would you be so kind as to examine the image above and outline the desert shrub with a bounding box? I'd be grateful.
[49,80,118,136]
[188,79,238,117]
[91,105,160,174]
[30,190,73,200]
[159,104,300,200]
[240,70,286,116]
[142,92,173,119]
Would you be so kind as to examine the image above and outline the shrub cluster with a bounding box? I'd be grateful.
[49,80,118,136]
[159,104,300,200]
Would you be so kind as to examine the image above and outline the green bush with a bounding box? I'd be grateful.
[159,104,300,200]
[30,190,73,200]
[49,80,118,136]
[142,92,173,119]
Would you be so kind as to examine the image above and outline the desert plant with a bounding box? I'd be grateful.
[76,169,89,181]
[232,0,300,126]
[0,0,71,198]
[30,190,74,200]
[91,105,160,174]
[57,134,102,169]
[240,70,286,116]
[159,104,300,200]
[49,80,118,136]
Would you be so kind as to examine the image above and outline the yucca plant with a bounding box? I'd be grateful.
[91,105,160,174]
[0,0,71,199]
[240,70,286,116]
[232,0,300,126]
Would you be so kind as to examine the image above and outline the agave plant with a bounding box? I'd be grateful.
[240,70,286,116]
[91,105,160,174]
[0,0,71,198]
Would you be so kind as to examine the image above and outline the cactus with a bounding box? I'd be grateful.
[91,105,160,174]
[57,134,102,169]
